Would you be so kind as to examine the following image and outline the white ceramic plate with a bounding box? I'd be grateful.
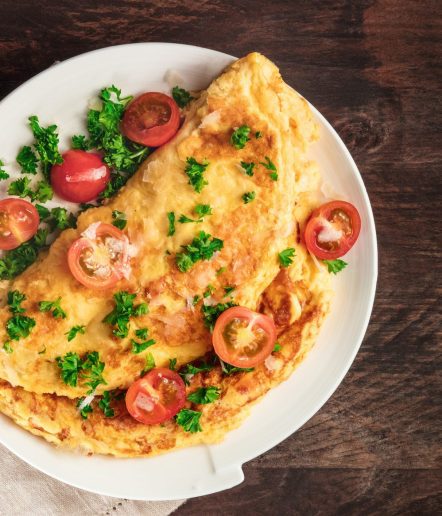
[0,43,377,500]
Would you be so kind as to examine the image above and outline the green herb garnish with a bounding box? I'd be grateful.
[231,125,251,149]
[3,342,13,354]
[323,259,348,274]
[242,191,256,204]
[260,156,278,181]
[240,161,255,176]
[167,212,176,236]
[6,315,36,341]
[201,301,237,332]
[169,357,177,371]
[172,86,194,108]
[278,248,295,268]
[38,297,67,319]
[98,391,115,418]
[65,325,86,342]
[176,231,223,272]
[112,210,127,230]
[102,291,148,339]
[187,386,220,404]
[184,157,209,193]
[16,146,37,174]
[0,159,10,180]
[175,409,202,433]
[0,229,48,280]
[7,290,26,314]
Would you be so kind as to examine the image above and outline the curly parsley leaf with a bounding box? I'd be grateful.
[0,159,9,180]
[240,161,255,176]
[242,191,256,204]
[278,248,295,268]
[141,352,156,376]
[323,259,348,274]
[187,386,220,405]
[56,352,82,387]
[34,181,53,203]
[65,325,86,342]
[7,177,32,198]
[6,315,36,341]
[49,207,76,230]
[169,357,177,371]
[81,351,107,394]
[3,342,13,354]
[203,284,215,298]
[0,229,47,280]
[195,204,212,218]
[176,408,202,433]
[112,210,127,230]
[98,390,115,417]
[71,134,90,151]
[176,231,223,273]
[184,157,209,193]
[167,211,176,236]
[135,328,149,340]
[28,116,63,180]
[273,343,282,353]
[220,359,254,375]
[7,290,26,314]
[131,337,155,354]
[16,146,38,174]
[35,203,50,221]
[201,301,237,332]
[103,291,148,339]
[231,125,251,149]
[172,86,194,108]
[223,285,235,297]
[179,361,214,385]
[260,156,278,181]
[39,297,67,319]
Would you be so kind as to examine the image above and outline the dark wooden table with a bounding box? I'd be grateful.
[0,1,440,514]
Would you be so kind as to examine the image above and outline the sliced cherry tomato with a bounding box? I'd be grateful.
[212,307,276,368]
[303,200,361,260]
[51,150,110,203]
[0,198,39,251]
[121,92,180,147]
[125,368,186,425]
[67,223,130,289]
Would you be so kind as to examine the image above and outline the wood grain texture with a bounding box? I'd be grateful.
[0,0,440,514]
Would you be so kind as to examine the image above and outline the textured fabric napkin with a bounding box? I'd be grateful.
[0,444,185,515]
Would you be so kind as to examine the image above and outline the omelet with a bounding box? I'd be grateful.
[0,52,332,456]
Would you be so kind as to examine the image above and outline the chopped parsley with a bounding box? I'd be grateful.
[175,409,202,433]
[35,203,50,221]
[141,352,156,375]
[176,231,223,272]
[220,359,254,375]
[49,207,76,230]
[16,146,38,174]
[192,295,201,306]
[169,357,177,371]
[3,342,13,354]
[38,297,67,319]
[273,343,281,353]
[6,315,36,341]
[184,157,209,193]
[178,214,197,224]
[102,291,148,339]
[172,86,194,108]
[65,325,86,342]
[98,391,115,418]
[187,386,220,405]
[112,210,127,230]
[195,204,212,218]
[201,301,237,332]
[56,352,82,387]
[0,159,10,180]
[7,177,53,203]
[323,259,348,274]
[203,284,215,298]
[7,290,26,314]
[0,229,48,280]
[240,161,255,176]
[179,361,214,385]
[223,285,235,297]
[77,398,93,420]
[80,351,107,393]
[242,191,256,204]
[278,248,295,268]
[216,266,226,276]
[260,156,278,181]
[167,211,176,236]
[71,134,89,151]
[230,125,251,149]
[255,131,263,139]
[135,328,149,340]
[131,336,155,354]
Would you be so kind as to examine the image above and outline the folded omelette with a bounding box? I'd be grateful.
[0,53,332,456]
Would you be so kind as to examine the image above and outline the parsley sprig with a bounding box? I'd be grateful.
[231,125,251,149]
[242,191,256,204]
[112,210,127,230]
[279,248,295,267]
[176,231,223,272]
[38,297,67,319]
[172,86,194,108]
[323,259,348,274]
[260,156,278,181]
[184,157,209,193]
[240,161,255,176]
[175,409,202,433]
[167,212,176,236]
[56,351,106,393]
[0,159,10,180]
[5,290,36,342]
[7,177,53,203]
[187,386,220,405]
[65,325,86,342]
[103,291,148,339]
[178,204,212,224]
[7,290,26,314]
[201,301,237,332]
[0,229,48,280]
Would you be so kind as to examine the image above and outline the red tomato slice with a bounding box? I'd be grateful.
[303,200,361,260]
[121,92,180,147]
[67,223,130,289]
[125,368,186,425]
[51,150,110,203]
[0,198,39,251]
[212,307,276,368]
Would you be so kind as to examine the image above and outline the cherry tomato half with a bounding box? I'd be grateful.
[67,223,130,289]
[0,198,39,251]
[51,150,110,203]
[212,307,276,368]
[121,92,180,147]
[125,368,186,425]
[303,200,361,260]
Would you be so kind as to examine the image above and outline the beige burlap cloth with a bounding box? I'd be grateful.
[0,445,185,515]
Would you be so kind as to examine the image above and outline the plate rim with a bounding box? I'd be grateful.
[0,41,378,500]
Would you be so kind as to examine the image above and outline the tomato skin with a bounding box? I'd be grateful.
[121,92,180,147]
[212,307,276,368]
[304,200,361,260]
[67,223,130,289]
[125,368,186,425]
[51,150,110,203]
[0,198,39,250]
